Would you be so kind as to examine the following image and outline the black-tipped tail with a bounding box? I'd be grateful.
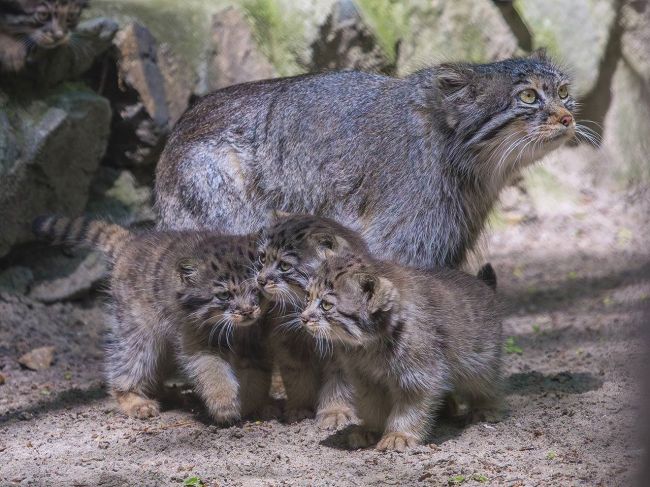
[477,263,497,291]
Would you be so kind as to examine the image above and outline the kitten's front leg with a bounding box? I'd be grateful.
[0,33,27,72]
[346,374,391,449]
[316,358,355,429]
[182,351,241,425]
[376,391,442,452]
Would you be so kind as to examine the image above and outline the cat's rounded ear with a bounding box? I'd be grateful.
[176,257,199,285]
[268,209,294,222]
[528,47,549,62]
[437,63,475,96]
[356,273,396,313]
[312,232,351,257]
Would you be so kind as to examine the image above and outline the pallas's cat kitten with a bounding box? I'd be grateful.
[0,0,87,72]
[256,213,370,427]
[302,253,502,451]
[156,51,582,270]
[33,214,271,424]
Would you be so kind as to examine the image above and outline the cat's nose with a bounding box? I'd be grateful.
[300,314,310,324]
[560,114,573,127]
[256,275,267,286]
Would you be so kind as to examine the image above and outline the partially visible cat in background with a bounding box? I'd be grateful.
[256,213,370,427]
[0,0,87,72]
[33,214,271,424]
[302,253,502,451]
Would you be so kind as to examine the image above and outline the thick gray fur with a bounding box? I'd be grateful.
[155,53,576,269]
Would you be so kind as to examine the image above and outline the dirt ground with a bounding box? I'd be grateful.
[1,149,648,487]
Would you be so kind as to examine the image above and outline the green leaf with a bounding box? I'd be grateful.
[504,337,523,355]
[183,476,204,487]
[546,451,557,460]
[448,475,466,485]
[472,473,489,483]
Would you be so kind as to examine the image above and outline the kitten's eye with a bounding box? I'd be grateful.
[215,291,231,301]
[258,253,266,264]
[558,85,569,99]
[518,89,538,104]
[320,301,333,311]
[35,10,50,23]
[279,261,292,272]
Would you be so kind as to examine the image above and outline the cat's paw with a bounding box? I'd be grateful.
[347,426,378,449]
[285,407,314,423]
[317,407,354,430]
[376,432,419,452]
[116,392,160,419]
[207,397,241,425]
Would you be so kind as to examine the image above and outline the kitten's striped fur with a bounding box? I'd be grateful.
[302,253,503,451]
[33,214,271,423]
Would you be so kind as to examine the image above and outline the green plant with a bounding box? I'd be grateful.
[504,337,523,355]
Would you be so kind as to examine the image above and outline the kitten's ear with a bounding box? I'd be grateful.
[357,273,396,313]
[528,48,549,62]
[176,258,199,285]
[437,63,475,96]
[269,209,294,221]
[312,232,350,257]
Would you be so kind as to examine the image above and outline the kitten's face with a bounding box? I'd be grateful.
[1,0,87,48]
[176,239,262,331]
[256,214,363,306]
[302,255,396,348]
[437,52,578,173]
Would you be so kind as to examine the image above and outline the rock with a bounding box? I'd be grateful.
[103,22,194,167]
[621,0,650,86]
[396,0,519,75]
[206,7,277,91]
[0,267,34,295]
[602,60,650,183]
[29,252,108,303]
[0,87,112,258]
[309,0,392,73]
[514,0,617,95]
[18,346,56,371]
[86,167,155,225]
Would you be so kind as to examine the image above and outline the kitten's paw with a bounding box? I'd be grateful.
[317,407,354,430]
[210,403,241,425]
[285,407,314,423]
[116,392,160,419]
[376,432,419,452]
[347,427,378,449]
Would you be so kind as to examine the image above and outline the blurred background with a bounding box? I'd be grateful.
[0,1,648,485]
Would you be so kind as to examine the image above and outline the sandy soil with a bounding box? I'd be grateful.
[1,151,648,487]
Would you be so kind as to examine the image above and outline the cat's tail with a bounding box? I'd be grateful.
[477,263,497,291]
[32,214,132,260]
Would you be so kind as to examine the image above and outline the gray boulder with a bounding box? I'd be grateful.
[396,0,519,75]
[0,87,111,258]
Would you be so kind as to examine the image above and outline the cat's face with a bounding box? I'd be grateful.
[0,0,87,48]
[302,254,396,348]
[436,51,579,175]
[255,213,366,307]
[176,237,262,333]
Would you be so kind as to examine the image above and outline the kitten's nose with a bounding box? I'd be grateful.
[256,275,267,286]
[560,114,573,127]
[300,314,310,324]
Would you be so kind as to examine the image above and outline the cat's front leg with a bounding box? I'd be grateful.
[182,351,241,425]
[316,357,355,429]
[0,33,27,72]
[376,391,442,451]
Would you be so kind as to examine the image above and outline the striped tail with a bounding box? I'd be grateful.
[32,215,132,260]
[477,263,497,291]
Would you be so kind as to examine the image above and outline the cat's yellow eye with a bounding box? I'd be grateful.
[279,261,292,272]
[35,10,50,23]
[216,291,231,301]
[558,85,569,99]
[518,89,538,104]
[320,301,333,311]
